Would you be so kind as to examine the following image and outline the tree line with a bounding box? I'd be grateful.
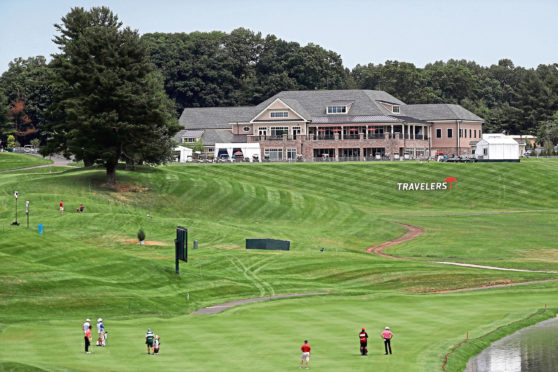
[1,9,558,160]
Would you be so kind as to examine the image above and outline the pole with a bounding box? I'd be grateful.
[11,191,19,226]
[175,239,179,275]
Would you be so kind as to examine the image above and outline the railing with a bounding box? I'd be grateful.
[252,135,298,141]
[367,133,387,139]
[307,134,336,140]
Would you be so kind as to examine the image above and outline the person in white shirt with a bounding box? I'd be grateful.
[96,318,105,346]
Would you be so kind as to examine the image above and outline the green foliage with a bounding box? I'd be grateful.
[42,6,179,184]
[0,56,56,144]
[142,28,347,112]
[192,139,204,153]
[6,134,15,148]
[30,138,40,148]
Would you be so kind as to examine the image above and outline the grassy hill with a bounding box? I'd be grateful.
[0,152,52,171]
[1,159,557,371]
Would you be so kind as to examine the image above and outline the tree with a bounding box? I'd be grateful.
[0,91,10,145]
[0,56,56,144]
[42,7,179,184]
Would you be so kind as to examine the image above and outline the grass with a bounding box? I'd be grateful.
[1,159,558,371]
[0,152,52,171]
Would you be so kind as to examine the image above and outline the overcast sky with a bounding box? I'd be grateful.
[1,0,557,73]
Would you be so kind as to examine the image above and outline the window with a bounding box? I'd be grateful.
[474,129,477,138]
[392,105,400,113]
[464,129,467,138]
[469,129,472,138]
[483,148,488,156]
[243,126,250,132]
[327,105,347,114]
[206,147,214,153]
[459,129,462,138]
[270,111,288,118]
[258,127,267,136]
[436,129,442,138]
[447,129,453,138]
[271,126,288,137]
[182,137,196,143]
[266,148,283,160]
[287,148,297,159]
[292,126,301,139]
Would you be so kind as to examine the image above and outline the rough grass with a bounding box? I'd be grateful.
[1,159,558,371]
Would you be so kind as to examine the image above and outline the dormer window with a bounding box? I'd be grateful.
[327,105,347,114]
[270,111,289,118]
[392,105,400,114]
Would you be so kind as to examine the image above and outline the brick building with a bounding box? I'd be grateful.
[175,90,484,161]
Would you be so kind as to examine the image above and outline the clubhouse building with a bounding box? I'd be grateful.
[175,90,484,161]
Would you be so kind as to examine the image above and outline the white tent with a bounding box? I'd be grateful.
[475,134,519,160]
[173,146,193,162]
[214,143,261,162]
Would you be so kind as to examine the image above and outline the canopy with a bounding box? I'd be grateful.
[349,128,358,132]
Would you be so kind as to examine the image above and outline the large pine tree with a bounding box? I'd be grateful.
[42,6,179,184]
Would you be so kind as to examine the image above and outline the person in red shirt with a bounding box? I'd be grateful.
[359,328,368,355]
[300,340,311,369]
[59,200,64,215]
[381,326,394,355]
[84,327,92,354]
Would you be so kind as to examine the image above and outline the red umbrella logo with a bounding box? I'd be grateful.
[445,177,458,190]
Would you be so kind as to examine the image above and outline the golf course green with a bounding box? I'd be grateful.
[1,153,557,371]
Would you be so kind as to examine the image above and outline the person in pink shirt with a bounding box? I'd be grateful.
[381,326,394,355]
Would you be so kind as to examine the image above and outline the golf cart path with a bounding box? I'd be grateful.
[193,292,328,314]
[366,222,558,293]
[0,154,73,173]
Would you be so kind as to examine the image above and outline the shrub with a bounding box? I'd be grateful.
[137,228,146,242]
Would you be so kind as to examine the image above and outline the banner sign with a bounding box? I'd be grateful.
[397,177,458,191]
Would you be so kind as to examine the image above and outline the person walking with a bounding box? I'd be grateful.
[381,326,394,355]
[59,200,64,215]
[299,340,311,369]
[145,328,155,354]
[359,328,368,355]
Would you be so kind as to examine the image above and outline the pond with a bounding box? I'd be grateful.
[465,315,558,372]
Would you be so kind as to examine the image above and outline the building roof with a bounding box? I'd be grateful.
[479,133,519,145]
[254,90,402,118]
[200,129,247,146]
[178,90,484,133]
[179,106,256,130]
[400,104,484,122]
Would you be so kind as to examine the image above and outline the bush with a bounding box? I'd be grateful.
[30,138,40,148]
[137,228,146,241]
[7,135,15,148]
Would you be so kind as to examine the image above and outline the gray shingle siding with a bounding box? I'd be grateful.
[400,104,484,122]
[178,90,484,133]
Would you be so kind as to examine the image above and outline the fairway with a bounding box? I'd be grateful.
[1,155,557,371]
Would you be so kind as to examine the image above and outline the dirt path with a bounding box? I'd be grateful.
[365,223,423,260]
[366,222,558,292]
[192,292,327,314]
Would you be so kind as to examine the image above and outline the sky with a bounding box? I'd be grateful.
[1,0,557,73]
